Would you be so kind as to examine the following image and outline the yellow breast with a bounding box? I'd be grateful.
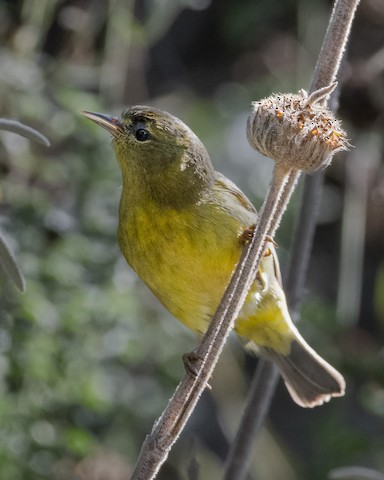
[118,193,295,355]
[118,199,243,333]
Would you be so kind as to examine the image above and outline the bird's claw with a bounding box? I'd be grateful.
[241,224,256,246]
[182,350,212,389]
[241,227,278,255]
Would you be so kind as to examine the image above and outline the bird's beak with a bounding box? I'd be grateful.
[81,111,124,138]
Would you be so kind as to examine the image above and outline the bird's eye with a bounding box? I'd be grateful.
[135,128,151,142]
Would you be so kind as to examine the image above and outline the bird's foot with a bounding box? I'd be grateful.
[182,350,203,377]
[182,350,212,389]
[241,226,278,254]
[241,224,256,246]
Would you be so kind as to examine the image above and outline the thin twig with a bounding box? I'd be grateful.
[130,163,293,479]
[0,119,50,146]
[0,118,49,293]
[328,466,384,480]
[223,360,279,480]
[269,169,300,237]
[311,0,360,89]
[285,172,325,311]
[222,1,360,479]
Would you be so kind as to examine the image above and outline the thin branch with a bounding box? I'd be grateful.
[328,466,384,480]
[285,171,325,311]
[0,118,50,293]
[336,135,376,325]
[130,163,293,480]
[223,360,279,480]
[269,169,300,237]
[222,1,360,479]
[0,119,50,146]
[311,0,360,89]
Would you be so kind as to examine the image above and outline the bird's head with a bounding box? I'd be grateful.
[82,106,215,207]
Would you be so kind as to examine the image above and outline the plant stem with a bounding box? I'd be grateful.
[223,360,280,480]
[222,1,360,479]
[285,172,325,311]
[311,0,361,90]
[130,163,293,480]
[0,119,50,146]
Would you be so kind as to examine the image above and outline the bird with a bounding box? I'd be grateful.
[82,106,345,408]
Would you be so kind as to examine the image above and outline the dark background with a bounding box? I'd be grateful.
[0,0,383,479]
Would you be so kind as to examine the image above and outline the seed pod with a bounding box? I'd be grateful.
[247,83,350,173]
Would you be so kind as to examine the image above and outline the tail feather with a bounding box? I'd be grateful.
[263,339,345,408]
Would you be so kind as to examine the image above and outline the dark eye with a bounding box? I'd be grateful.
[135,128,151,142]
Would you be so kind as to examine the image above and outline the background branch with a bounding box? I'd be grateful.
[0,119,50,146]
[223,1,360,479]
[130,163,293,480]
[0,118,50,292]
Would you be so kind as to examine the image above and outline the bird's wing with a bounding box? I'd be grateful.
[212,171,258,220]
[213,172,283,285]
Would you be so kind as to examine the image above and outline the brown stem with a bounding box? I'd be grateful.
[222,1,360,479]
[130,164,292,480]
[311,0,361,91]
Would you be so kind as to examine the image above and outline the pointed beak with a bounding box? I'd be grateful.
[81,111,124,138]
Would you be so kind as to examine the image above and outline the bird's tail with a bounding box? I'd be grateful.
[261,334,345,408]
[238,247,345,407]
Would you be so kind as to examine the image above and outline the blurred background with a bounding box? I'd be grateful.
[0,0,383,479]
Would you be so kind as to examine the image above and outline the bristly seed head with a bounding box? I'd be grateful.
[247,83,350,173]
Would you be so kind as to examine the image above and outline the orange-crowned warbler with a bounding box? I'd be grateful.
[82,106,345,407]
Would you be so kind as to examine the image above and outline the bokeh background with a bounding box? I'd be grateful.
[0,0,383,479]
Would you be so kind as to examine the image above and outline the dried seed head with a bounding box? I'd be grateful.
[247,83,350,173]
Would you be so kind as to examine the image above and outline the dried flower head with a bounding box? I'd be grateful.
[247,83,350,173]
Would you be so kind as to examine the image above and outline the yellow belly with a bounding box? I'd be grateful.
[118,201,243,333]
[235,286,294,354]
[118,199,294,354]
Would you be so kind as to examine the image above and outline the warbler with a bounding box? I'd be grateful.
[82,106,345,407]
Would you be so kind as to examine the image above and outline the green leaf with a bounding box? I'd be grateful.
[0,231,26,292]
